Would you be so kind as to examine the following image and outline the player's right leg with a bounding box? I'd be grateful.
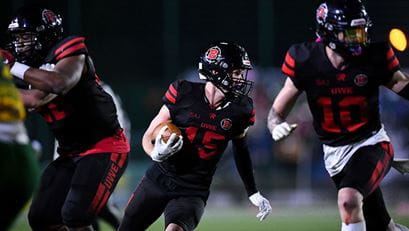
[332,142,394,231]
[118,176,170,231]
[28,157,76,231]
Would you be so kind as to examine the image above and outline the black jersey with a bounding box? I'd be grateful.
[281,41,400,146]
[36,36,120,155]
[147,80,255,191]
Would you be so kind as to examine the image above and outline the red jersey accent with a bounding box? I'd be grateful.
[388,57,399,70]
[56,43,87,61]
[169,84,178,97]
[386,48,394,60]
[285,52,295,68]
[79,129,130,156]
[282,63,295,77]
[55,37,85,55]
[165,91,176,104]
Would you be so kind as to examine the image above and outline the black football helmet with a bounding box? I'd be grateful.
[199,41,253,98]
[6,6,63,66]
[316,0,371,56]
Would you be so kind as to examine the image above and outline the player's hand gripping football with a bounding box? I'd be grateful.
[249,192,272,221]
[271,122,297,141]
[150,126,183,162]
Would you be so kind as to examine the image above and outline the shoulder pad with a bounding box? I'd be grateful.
[45,35,88,63]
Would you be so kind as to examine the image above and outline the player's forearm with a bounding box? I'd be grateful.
[142,132,154,157]
[19,89,49,109]
[23,68,68,94]
[232,137,258,196]
[267,107,285,132]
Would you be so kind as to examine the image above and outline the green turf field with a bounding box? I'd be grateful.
[9,206,409,231]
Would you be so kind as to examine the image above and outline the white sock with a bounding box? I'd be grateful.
[341,221,366,231]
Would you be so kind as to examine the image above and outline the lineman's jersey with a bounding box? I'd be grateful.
[147,80,255,191]
[35,36,124,156]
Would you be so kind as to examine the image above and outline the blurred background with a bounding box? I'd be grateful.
[2,0,409,230]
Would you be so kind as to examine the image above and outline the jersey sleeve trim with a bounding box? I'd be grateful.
[386,47,400,71]
[56,43,87,61]
[281,52,295,78]
[164,82,179,104]
[54,37,87,61]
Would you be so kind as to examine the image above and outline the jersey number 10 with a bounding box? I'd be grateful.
[317,96,369,133]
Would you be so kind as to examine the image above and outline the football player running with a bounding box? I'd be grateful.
[5,6,130,231]
[119,42,272,231]
[267,0,409,231]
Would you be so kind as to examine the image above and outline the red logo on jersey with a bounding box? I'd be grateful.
[209,113,217,119]
[354,74,368,87]
[220,118,232,130]
[336,73,347,81]
[205,47,221,61]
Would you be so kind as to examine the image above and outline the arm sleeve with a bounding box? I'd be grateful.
[232,136,258,197]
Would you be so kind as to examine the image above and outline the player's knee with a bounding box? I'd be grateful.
[165,223,185,231]
[338,188,363,214]
[61,203,93,228]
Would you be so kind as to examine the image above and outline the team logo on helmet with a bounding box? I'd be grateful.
[220,118,232,130]
[354,74,368,87]
[316,3,328,25]
[205,46,221,62]
[42,9,60,27]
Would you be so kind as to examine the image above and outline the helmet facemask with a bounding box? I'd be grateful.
[8,31,43,65]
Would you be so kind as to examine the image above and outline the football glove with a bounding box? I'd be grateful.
[150,126,183,162]
[271,122,297,141]
[249,192,272,221]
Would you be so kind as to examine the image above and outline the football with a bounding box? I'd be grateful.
[152,121,182,143]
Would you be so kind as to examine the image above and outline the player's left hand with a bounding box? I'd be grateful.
[249,192,272,221]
